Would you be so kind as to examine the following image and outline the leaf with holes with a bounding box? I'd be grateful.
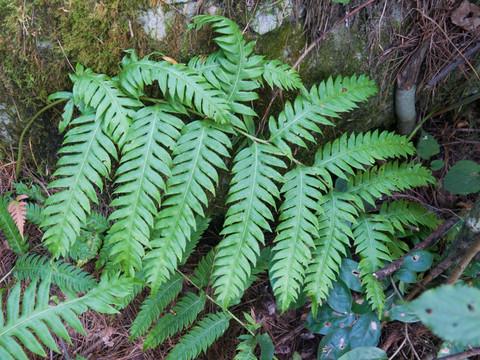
[410,285,480,346]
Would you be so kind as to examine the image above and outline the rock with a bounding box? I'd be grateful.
[0,103,13,144]
[251,0,294,35]
[138,6,174,41]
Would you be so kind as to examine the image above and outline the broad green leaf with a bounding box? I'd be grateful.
[416,131,440,160]
[410,285,480,346]
[402,250,433,272]
[339,259,362,292]
[327,281,352,314]
[444,160,480,195]
[349,313,381,348]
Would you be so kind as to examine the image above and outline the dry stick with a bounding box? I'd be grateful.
[428,42,480,87]
[433,347,480,360]
[447,234,480,284]
[257,0,378,133]
[405,251,461,301]
[374,217,458,280]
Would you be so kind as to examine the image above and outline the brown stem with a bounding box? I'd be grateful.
[374,218,458,280]
[447,234,480,284]
[405,251,460,301]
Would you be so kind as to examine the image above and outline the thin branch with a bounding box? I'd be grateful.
[374,218,458,280]
[447,234,480,284]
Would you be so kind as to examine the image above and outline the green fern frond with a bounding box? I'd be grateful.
[263,59,302,90]
[41,113,117,257]
[107,105,184,274]
[14,182,46,202]
[213,143,285,307]
[269,75,377,156]
[270,166,325,311]
[144,292,206,350]
[192,15,264,117]
[0,277,131,360]
[188,52,229,90]
[130,274,183,339]
[234,334,258,360]
[314,131,415,188]
[181,216,212,264]
[191,249,216,288]
[354,215,393,272]
[346,162,435,209]
[119,52,233,124]
[165,311,230,360]
[379,200,439,233]
[361,272,385,316]
[144,121,231,290]
[26,203,44,226]
[0,196,27,254]
[353,215,393,314]
[71,64,141,143]
[14,253,96,293]
[304,192,358,310]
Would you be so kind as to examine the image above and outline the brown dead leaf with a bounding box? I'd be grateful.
[451,0,480,33]
[8,195,28,237]
[162,56,178,65]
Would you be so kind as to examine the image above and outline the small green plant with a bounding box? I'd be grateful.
[0,14,438,359]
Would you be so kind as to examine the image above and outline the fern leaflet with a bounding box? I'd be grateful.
[353,215,393,314]
[270,166,325,311]
[346,162,435,209]
[144,292,206,350]
[144,121,231,290]
[0,277,131,360]
[314,131,415,188]
[130,274,183,339]
[41,113,117,257]
[71,64,141,143]
[269,75,377,156]
[14,253,96,293]
[107,105,184,274]
[119,52,233,124]
[213,143,285,307]
[165,312,230,360]
[304,192,358,310]
[263,59,302,91]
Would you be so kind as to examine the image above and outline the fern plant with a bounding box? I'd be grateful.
[0,276,131,359]
[20,13,441,358]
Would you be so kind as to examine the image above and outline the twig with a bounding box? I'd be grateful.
[447,235,480,284]
[374,218,458,280]
[404,324,421,360]
[434,347,480,360]
[15,99,67,178]
[428,42,480,87]
[388,337,407,360]
[405,251,460,301]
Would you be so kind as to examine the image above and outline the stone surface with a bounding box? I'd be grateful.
[251,0,294,35]
[138,6,174,41]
